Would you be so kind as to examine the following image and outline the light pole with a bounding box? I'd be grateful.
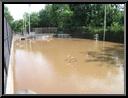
[24,14,26,34]
[23,18,24,35]
[29,4,31,34]
[103,4,106,42]
[103,4,106,51]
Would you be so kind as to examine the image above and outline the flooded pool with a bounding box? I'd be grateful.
[12,37,124,94]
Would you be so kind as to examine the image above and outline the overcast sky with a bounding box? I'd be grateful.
[5,4,124,21]
[5,4,46,20]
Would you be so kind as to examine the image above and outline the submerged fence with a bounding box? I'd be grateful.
[4,17,13,91]
[32,27,57,34]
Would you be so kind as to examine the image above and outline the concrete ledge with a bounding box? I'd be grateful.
[15,89,36,94]
[5,38,14,94]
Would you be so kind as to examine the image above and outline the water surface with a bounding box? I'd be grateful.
[12,37,124,94]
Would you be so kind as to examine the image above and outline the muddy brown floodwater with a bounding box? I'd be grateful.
[12,37,124,94]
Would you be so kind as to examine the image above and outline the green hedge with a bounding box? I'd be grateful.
[61,25,124,43]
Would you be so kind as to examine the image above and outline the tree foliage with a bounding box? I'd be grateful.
[4,6,14,28]
[4,4,124,43]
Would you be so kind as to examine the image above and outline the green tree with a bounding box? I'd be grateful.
[30,12,39,28]
[5,4,124,43]
[12,19,23,32]
[38,9,50,27]
[4,6,14,27]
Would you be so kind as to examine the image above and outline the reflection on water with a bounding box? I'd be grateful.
[12,37,124,94]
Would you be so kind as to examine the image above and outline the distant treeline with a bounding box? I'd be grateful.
[4,4,124,43]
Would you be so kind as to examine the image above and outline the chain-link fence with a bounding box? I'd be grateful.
[32,27,57,34]
[4,17,13,92]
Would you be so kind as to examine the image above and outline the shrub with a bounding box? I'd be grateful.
[111,22,123,33]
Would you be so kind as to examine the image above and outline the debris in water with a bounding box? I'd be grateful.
[20,37,26,40]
